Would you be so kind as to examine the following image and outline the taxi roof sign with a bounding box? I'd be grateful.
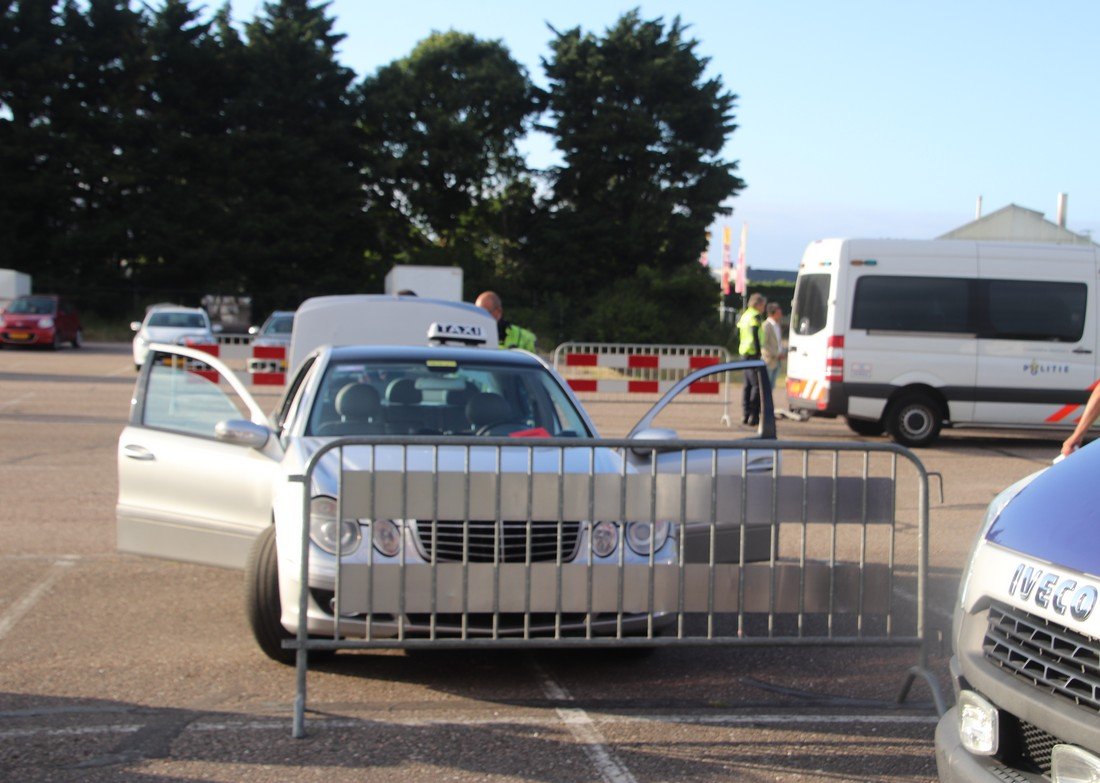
[427,321,488,346]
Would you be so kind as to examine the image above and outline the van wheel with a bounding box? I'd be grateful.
[885,394,942,447]
[846,416,885,437]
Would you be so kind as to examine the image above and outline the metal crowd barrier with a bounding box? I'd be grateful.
[287,436,940,737]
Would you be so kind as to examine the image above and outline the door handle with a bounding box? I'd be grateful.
[1073,348,1093,354]
[122,444,156,461]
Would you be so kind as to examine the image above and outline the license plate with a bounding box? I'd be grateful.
[8,331,29,339]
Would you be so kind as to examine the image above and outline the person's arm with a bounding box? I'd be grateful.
[1063,384,1100,455]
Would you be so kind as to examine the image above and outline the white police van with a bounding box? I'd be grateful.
[935,444,1100,781]
[786,238,1100,446]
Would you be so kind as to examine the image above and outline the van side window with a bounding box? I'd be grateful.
[852,276,973,333]
[983,280,1086,342]
[792,273,829,335]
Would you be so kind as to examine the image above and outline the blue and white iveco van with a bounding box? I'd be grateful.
[935,443,1100,781]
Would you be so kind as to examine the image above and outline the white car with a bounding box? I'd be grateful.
[130,305,218,369]
[116,298,778,664]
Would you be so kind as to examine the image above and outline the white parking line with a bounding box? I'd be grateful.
[0,559,76,641]
[530,659,638,783]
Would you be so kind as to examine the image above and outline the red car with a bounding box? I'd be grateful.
[0,294,83,349]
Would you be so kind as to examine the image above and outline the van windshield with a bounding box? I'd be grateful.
[792,274,829,336]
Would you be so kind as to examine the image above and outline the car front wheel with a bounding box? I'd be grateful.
[245,525,298,665]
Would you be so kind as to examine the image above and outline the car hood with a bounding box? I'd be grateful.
[986,443,1100,577]
[142,325,210,343]
[295,438,630,491]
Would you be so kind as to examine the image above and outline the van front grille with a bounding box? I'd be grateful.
[983,601,1100,713]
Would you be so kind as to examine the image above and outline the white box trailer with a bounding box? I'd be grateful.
[0,269,31,306]
[785,238,1100,446]
[384,265,463,301]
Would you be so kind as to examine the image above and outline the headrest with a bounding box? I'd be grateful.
[386,378,422,405]
[335,383,381,421]
[444,386,474,407]
[466,392,512,428]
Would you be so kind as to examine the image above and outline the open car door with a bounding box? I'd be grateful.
[116,344,284,570]
[622,360,776,563]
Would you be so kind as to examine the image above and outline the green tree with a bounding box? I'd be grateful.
[226,0,370,305]
[0,1,71,284]
[535,9,744,343]
[359,31,538,295]
[50,0,151,308]
[126,0,235,298]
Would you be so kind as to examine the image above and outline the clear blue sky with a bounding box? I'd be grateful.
[231,0,1100,271]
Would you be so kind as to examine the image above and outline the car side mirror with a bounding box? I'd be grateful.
[211,323,224,334]
[214,419,271,449]
[629,427,679,458]
[248,325,259,335]
[130,321,141,332]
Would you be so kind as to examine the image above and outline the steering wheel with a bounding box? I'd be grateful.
[475,419,527,436]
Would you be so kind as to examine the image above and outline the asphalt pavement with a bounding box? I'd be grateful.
[0,343,1066,782]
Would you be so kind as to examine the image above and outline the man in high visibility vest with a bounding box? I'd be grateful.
[475,291,537,352]
[736,292,767,425]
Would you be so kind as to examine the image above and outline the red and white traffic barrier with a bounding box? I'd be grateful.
[552,343,731,397]
[182,337,220,382]
[248,344,287,385]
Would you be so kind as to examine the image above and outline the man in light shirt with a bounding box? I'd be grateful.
[760,302,785,390]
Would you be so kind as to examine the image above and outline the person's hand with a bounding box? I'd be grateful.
[1062,433,1083,457]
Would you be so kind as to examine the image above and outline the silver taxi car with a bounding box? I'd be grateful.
[117,298,775,663]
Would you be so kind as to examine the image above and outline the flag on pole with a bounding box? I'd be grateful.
[734,222,748,295]
[698,230,711,267]
[720,226,732,296]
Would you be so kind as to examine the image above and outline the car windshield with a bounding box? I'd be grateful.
[147,311,206,328]
[8,296,56,315]
[263,315,294,335]
[307,358,591,438]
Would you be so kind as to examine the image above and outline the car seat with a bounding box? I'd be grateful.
[385,377,426,433]
[317,383,382,435]
[465,392,514,434]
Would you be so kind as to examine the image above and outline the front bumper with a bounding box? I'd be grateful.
[935,707,1046,783]
[0,327,54,345]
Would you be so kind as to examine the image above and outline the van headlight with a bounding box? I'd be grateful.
[309,495,361,555]
[1052,744,1100,782]
[626,520,670,555]
[38,317,54,329]
[957,690,998,755]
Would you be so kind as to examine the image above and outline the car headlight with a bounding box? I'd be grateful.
[371,518,403,557]
[308,495,361,555]
[38,317,54,329]
[591,521,619,558]
[625,520,670,555]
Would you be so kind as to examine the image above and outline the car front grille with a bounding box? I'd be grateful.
[415,520,581,563]
[983,601,1100,713]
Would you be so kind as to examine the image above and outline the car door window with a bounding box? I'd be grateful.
[141,352,253,437]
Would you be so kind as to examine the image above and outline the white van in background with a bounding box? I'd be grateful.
[785,238,1100,446]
